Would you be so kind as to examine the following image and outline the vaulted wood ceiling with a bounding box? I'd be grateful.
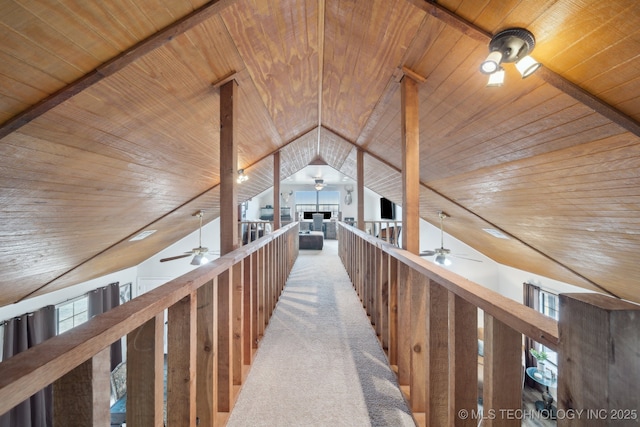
[1,0,639,306]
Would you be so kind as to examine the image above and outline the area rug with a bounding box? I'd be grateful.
[227,240,415,427]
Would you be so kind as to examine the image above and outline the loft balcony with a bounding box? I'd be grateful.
[0,223,638,426]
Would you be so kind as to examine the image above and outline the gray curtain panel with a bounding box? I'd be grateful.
[0,305,55,427]
[88,282,122,371]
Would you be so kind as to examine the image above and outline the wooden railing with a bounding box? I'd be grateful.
[338,223,640,427]
[0,222,299,426]
[364,220,402,246]
[239,220,273,245]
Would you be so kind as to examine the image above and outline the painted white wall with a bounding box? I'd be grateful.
[0,267,137,322]
[137,218,221,294]
[0,193,598,325]
[419,218,500,292]
[497,264,594,304]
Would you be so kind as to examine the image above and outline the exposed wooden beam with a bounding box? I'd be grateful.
[401,66,426,84]
[220,80,239,255]
[401,75,420,254]
[357,149,365,231]
[0,0,238,140]
[273,152,281,230]
[212,70,242,89]
[316,0,326,155]
[405,0,640,138]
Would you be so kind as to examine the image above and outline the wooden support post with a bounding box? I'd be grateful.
[427,281,450,425]
[53,347,110,426]
[274,151,281,230]
[483,314,522,427]
[126,314,164,427]
[558,293,640,427]
[217,269,233,413]
[401,75,420,254]
[220,79,239,255]
[232,262,244,386]
[167,292,197,426]
[197,279,217,426]
[357,148,365,231]
[449,293,477,427]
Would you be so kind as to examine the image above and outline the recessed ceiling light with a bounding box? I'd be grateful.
[129,230,157,241]
[483,228,510,239]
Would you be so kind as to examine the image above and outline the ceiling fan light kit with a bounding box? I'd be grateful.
[159,210,214,265]
[420,211,483,265]
[480,27,542,86]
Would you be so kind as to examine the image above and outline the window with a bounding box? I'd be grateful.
[539,289,559,367]
[295,191,340,218]
[56,296,89,334]
[119,282,132,305]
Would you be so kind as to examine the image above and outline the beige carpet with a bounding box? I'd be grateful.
[227,240,415,427]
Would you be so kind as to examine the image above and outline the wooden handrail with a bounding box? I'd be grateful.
[340,222,558,348]
[0,222,299,417]
[340,222,640,426]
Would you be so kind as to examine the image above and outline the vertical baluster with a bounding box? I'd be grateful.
[126,314,164,426]
[397,263,411,387]
[244,254,255,364]
[217,269,233,413]
[232,262,243,386]
[410,269,428,414]
[448,293,478,427]
[427,281,450,425]
[388,256,399,366]
[483,314,521,427]
[197,279,216,426]
[167,292,197,425]
[53,347,110,426]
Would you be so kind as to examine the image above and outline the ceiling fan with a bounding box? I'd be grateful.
[314,177,326,191]
[420,211,482,266]
[160,210,216,265]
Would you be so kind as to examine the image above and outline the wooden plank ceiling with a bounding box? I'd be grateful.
[0,0,639,306]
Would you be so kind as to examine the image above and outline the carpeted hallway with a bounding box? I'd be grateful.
[227,240,415,427]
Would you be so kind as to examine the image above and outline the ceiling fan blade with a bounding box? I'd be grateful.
[452,254,483,263]
[160,254,192,262]
[419,250,436,256]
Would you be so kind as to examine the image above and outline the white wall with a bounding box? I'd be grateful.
[1,193,598,324]
[497,264,594,304]
[419,218,500,292]
[417,217,595,301]
[0,267,137,322]
[137,218,221,294]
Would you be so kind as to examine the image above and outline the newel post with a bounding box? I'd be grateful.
[558,293,640,426]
